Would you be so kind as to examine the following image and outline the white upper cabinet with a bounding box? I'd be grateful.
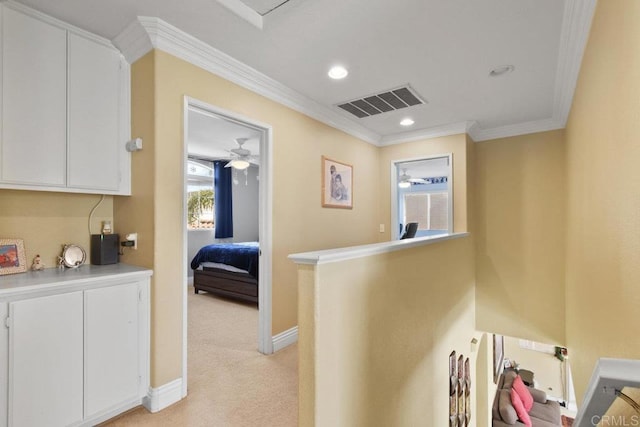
[0,3,131,195]
[68,33,123,191]
[1,7,67,187]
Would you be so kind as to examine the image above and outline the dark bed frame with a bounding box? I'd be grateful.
[193,266,258,304]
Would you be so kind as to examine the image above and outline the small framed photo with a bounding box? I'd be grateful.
[0,239,27,276]
[322,156,353,209]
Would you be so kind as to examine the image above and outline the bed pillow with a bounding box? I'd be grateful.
[513,374,534,411]
[510,388,532,427]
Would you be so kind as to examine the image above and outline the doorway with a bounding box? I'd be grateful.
[182,97,273,393]
[390,154,453,240]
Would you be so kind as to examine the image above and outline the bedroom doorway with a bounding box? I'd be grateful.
[182,97,273,391]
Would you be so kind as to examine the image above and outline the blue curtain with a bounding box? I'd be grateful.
[214,161,233,238]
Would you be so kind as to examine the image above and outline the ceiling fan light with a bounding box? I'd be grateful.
[398,181,411,189]
[227,159,250,170]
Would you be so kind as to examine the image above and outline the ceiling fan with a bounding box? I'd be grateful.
[398,168,427,188]
[224,138,259,170]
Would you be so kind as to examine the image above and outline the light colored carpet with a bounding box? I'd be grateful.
[103,290,298,427]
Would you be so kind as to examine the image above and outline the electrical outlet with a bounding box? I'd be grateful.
[125,233,138,250]
[379,224,385,233]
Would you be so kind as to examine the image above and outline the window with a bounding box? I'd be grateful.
[404,192,449,231]
[187,158,214,229]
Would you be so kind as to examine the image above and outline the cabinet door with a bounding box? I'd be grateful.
[84,283,139,418]
[8,292,83,427]
[67,33,122,191]
[1,7,67,186]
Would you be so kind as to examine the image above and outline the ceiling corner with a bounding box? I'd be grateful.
[112,17,155,64]
[216,0,264,29]
[552,0,598,127]
[379,121,472,147]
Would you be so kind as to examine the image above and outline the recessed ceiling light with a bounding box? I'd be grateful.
[328,65,348,80]
[489,65,515,77]
[400,118,415,126]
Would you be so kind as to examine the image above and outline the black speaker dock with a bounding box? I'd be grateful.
[90,234,119,265]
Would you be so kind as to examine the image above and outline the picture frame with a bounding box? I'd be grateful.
[493,334,504,383]
[0,239,27,276]
[322,156,353,209]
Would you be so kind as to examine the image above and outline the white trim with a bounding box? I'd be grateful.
[258,122,275,355]
[272,326,298,352]
[114,18,380,146]
[112,17,154,64]
[468,117,565,142]
[289,232,468,266]
[380,122,475,146]
[573,358,640,426]
[183,97,274,364]
[142,378,183,413]
[181,100,190,398]
[112,0,597,147]
[390,154,453,240]
[553,0,598,127]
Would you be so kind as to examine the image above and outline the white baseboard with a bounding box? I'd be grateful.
[272,325,298,352]
[143,378,184,413]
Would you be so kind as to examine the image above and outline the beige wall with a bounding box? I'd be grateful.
[299,236,477,426]
[114,52,165,380]
[0,190,113,267]
[564,0,640,403]
[378,133,470,240]
[475,130,566,345]
[116,49,381,386]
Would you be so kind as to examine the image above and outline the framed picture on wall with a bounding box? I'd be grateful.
[321,156,353,209]
[0,239,27,276]
[493,334,504,383]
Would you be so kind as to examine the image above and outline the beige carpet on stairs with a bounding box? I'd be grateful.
[102,289,298,427]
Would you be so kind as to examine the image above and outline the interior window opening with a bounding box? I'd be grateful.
[395,155,452,239]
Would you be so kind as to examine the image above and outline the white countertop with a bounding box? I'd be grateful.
[288,232,469,266]
[0,263,153,297]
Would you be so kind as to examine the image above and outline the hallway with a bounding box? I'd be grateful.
[104,290,298,426]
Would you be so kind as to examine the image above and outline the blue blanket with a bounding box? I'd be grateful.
[190,242,259,278]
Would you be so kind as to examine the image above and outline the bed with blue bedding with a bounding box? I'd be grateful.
[191,242,259,304]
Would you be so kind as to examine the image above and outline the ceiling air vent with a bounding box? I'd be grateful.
[337,85,426,119]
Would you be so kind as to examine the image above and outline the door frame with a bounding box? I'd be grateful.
[182,96,274,394]
[390,153,453,240]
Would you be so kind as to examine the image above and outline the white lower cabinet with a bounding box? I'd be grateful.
[0,265,151,427]
[84,284,140,419]
[9,292,84,427]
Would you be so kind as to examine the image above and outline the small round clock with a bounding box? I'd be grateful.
[60,244,86,268]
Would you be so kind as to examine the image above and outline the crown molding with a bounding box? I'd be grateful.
[112,17,155,64]
[553,0,598,126]
[112,0,596,147]
[113,17,381,145]
[468,117,564,142]
[379,121,475,146]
